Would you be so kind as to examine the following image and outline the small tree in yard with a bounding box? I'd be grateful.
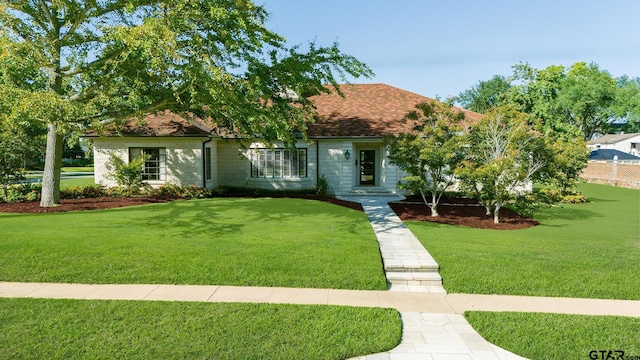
[386,100,466,217]
[105,152,149,196]
[455,106,548,224]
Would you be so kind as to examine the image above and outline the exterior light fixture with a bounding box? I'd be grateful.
[344,150,351,160]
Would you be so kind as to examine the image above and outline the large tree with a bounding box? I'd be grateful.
[456,75,511,114]
[385,100,465,217]
[455,106,547,224]
[509,62,624,140]
[0,0,373,207]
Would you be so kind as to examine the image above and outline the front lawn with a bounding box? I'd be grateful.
[0,198,387,290]
[0,298,401,359]
[406,183,640,299]
[466,312,640,360]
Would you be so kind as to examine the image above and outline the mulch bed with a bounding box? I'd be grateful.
[0,194,537,230]
[388,195,539,230]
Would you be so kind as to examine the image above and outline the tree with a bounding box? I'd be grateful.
[614,76,640,133]
[386,100,465,217]
[543,136,589,195]
[509,62,621,140]
[0,1,373,207]
[456,75,511,114]
[455,106,547,224]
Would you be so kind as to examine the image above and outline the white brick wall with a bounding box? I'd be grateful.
[216,139,316,190]
[92,136,405,194]
[92,137,210,188]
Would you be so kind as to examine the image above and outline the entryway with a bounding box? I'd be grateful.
[359,150,376,186]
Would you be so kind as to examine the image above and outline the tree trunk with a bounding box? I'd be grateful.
[40,123,63,207]
[494,202,501,224]
[430,191,439,217]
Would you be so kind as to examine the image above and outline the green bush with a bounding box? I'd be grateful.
[0,183,42,203]
[561,193,587,203]
[61,185,106,199]
[104,151,149,196]
[509,189,560,218]
[316,175,329,195]
[147,184,213,199]
[216,186,318,197]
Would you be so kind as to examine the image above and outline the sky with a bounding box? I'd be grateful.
[261,0,640,100]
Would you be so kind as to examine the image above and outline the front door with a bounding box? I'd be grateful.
[359,150,375,185]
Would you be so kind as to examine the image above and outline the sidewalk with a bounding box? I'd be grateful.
[2,282,638,317]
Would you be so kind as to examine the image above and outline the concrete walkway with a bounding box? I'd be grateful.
[339,195,444,293]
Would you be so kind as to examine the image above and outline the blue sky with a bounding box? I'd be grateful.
[261,0,640,99]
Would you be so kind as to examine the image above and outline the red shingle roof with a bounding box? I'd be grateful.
[85,111,214,137]
[86,84,481,138]
[307,83,482,137]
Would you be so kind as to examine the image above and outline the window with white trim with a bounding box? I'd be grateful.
[129,147,166,181]
[250,148,307,178]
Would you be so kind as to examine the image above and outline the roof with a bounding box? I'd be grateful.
[307,83,482,137]
[587,133,640,145]
[86,84,482,138]
[589,149,640,161]
[85,111,215,137]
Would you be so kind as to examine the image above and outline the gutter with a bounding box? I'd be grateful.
[202,137,213,188]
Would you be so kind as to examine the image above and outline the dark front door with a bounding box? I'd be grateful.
[359,150,375,185]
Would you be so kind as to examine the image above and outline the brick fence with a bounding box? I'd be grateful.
[581,162,640,189]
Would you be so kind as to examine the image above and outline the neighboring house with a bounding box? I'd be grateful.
[587,133,640,157]
[86,83,481,196]
[589,149,640,163]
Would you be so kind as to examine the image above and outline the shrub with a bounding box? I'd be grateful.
[316,175,329,195]
[0,183,41,203]
[561,193,587,203]
[104,151,149,196]
[509,189,561,218]
[147,184,212,199]
[61,185,106,199]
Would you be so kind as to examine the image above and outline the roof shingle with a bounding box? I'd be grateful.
[307,83,482,137]
[86,84,482,138]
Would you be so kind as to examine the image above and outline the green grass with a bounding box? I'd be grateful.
[466,312,640,360]
[0,198,387,290]
[60,177,95,188]
[61,166,94,172]
[406,183,640,299]
[0,298,401,359]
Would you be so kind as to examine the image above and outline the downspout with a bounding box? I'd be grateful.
[202,137,213,188]
[316,140,320,189]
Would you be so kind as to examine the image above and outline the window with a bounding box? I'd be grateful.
[205,147,212,180]
[250,148,307,178]
[129,147,166,181]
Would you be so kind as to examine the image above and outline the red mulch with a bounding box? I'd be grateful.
[389,195,539,230]
[0,194,537,230]
[0,196,175,213]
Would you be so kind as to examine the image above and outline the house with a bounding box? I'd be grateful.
[587,133,640,157]
[87,83,481,196]
[589,149,640,163]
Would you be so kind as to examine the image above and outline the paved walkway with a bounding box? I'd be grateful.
[347,196,444,293]
[2,196,639,359]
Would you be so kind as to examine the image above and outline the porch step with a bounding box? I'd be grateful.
[346,188,398,196]
[386,271,443,287]
[384,261,439,272]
